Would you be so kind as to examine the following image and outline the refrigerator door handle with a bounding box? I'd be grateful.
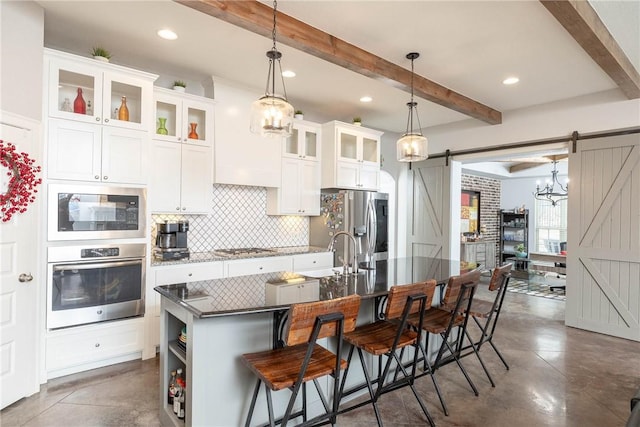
[368,199,377,259]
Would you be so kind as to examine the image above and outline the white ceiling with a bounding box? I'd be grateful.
[37,0,639,136]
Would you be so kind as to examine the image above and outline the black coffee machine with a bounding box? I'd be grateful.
[154,220,190,260]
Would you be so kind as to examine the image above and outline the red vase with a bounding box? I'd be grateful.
[188,123,198,139]
[73,88,86,114]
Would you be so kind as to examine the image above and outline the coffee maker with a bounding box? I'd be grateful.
[154,220,190,260]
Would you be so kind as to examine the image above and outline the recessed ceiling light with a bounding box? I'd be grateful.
[360,96,373,103]
[502,76,519,85]
[157,29,178,40]
[282,70,296,78]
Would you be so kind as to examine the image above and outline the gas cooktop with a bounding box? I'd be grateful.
[213,247,276,257]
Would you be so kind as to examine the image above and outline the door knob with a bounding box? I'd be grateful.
[18,273,33,282]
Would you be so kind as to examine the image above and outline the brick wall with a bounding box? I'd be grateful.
[462,174,501,265]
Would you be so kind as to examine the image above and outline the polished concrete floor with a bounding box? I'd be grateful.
[2,281,639,427]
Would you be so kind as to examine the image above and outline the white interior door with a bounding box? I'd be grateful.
[0,113,41,408]
[566,132,640,341]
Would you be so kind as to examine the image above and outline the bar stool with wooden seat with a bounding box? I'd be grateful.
[241,294,361,427]
[409,268,481,416]
[337,281,437,427]
[463,262,512,386]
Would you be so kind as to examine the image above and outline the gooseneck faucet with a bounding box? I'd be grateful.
[327,231,359,275]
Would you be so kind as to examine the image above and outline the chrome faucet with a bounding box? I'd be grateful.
[327,231,359,275]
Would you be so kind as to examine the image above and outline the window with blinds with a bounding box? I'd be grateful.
[535,198,567,253]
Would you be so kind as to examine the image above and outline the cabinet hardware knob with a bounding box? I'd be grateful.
[104,118,109,123]
[313,261,316,264]
[95,175,100,179]
[176,207,180,211]
[103,176,108,180]
[18,273,33,282]
[95,343,100,348]
[96,117,100,122]
[259,267,263,270]
[97,310,103,315]
[182,207,186,211]
[188,273,193,276]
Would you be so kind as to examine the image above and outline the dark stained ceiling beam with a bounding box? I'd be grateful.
[540,0,640,99]
[175,0,502,125]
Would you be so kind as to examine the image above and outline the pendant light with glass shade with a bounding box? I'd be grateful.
[249,0,294,137]
[397,52,428,162]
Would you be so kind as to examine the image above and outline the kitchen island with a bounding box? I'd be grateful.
[155,257,466,427]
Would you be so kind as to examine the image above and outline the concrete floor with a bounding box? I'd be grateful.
[2,281,639,427]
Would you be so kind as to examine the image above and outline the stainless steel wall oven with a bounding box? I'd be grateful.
[47,243,146,329]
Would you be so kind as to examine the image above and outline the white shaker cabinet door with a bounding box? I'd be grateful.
[180,144,213,214]
[101,127,147,185]
[48,119,101,182]
[149,140,182,213]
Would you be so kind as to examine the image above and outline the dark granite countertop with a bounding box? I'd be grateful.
[150,245,328,267]
[155,257,470,318]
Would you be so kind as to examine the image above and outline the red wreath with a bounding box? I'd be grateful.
[0,140,42,222]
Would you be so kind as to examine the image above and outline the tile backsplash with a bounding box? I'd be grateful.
[152,184,309,252]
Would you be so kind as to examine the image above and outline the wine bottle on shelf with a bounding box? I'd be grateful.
[173,368,184,415]
[73,88,86,114]
[177,387,185,420]
[118,96,129,121]
[167,370,177,405]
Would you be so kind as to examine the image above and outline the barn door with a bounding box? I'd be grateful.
[407,158,461,262]
[566,132,640,341]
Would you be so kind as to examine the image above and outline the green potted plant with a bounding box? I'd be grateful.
[352,117,362,126]
[294,110,304,120]
[91,46,111,62]
[515,243,527,258]
[173,80,187,92]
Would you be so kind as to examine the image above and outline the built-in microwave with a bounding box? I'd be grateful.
[48,184,146,241]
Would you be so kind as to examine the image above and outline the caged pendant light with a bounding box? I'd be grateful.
[249,0,294,138]
[397,52,428,162]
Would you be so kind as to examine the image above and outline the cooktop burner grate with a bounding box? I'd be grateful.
[213,247,276,256]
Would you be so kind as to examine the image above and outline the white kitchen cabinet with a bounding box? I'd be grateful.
[45,48,155,131]
[224,256,293,278]
[265,278,320,305]
[321,121,383,190]
[267,120,321,216]
[292,252,333,271]
[149,140,212,214]
[47,118,147,184]
[152,88,214,147]
[46,317,144,379]
[212,80,282,187]
[154,261,224,286]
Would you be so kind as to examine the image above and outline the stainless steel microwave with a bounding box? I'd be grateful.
[48,184,146,241]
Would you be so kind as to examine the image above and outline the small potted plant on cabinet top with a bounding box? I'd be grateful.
[352,117,362,126]
[91,46,111,62]
[173,80,187,92]
[515,243,527,258]
[294,110,304,120]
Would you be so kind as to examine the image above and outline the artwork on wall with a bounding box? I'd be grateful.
[461,190,481,234]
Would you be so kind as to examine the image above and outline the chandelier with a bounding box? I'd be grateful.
[249,0,294,137]
[397,52,428,162]
[533,160,568,206]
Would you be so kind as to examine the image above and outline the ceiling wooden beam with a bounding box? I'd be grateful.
[540,0,640,99]
[175,0,502,125]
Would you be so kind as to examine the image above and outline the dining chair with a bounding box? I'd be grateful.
[463,262,512,386]
[337,281,437,427]
[408,268,482,416]
[241,294,361,427]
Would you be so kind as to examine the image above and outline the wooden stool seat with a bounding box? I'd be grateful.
[409,307,464,335]
[242,343,348,391]
[467,299,494,318]
[344,321,418,356]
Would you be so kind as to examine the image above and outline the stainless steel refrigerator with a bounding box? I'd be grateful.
[309,190,389,269]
